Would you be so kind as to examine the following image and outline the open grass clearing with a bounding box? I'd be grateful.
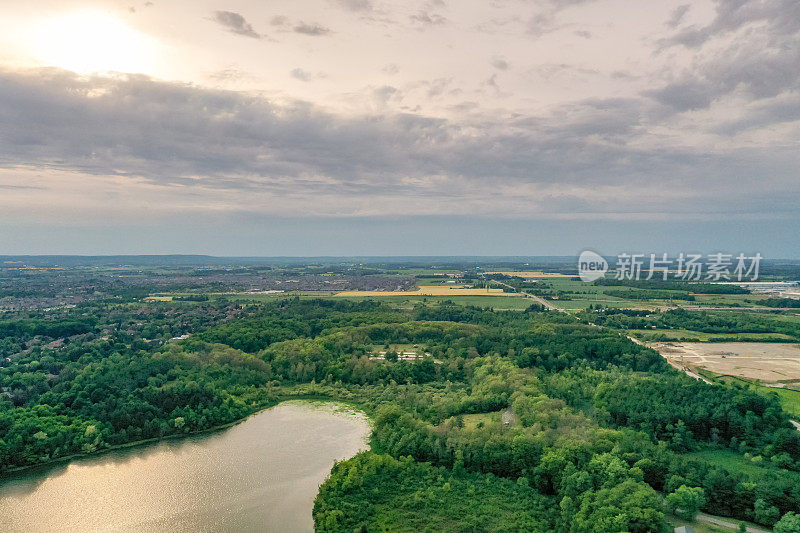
[715,375,800,419]
[686,449,775,480]
[632,329,797,342]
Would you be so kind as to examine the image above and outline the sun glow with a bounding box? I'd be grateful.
[31,12,156,75]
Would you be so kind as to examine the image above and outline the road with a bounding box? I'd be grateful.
[491,280,559,311]
[696,512,770,533]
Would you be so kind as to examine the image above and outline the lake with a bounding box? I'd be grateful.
[0,401,370,532]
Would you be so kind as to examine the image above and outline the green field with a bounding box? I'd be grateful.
[686,449,775,480]
[714,375,800,419]
[218,290,338,302]
[460,411,504,430]
[628,328,797,342]
[150,289,541,310]
[333,294,535,310]
[525,277,777,311]
[549,298,659,311]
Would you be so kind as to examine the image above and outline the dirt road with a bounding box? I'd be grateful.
[696,512,770,533]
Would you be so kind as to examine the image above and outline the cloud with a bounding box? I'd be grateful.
[290,68,313,81]
[649,0,800,115]
[666,4,690,28]
[526,12,557,38]
[334,0,372,12]
[410,12,447,27]
[525,0,599,39]
[0,68,797,222]
[490,58,509,70]
[290,68,326,82]
[208,66,257,83]
[212,11,261,39]
[645,80,714,112]
[372,85,400,105]
[661,0,800,49]
[293,22,331,36]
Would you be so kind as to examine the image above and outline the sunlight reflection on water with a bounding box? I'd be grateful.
[0,402,369,533]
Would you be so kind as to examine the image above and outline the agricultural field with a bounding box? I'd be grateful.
[519,276,783,311]
[214,290,337,302]
[482,271,573,278]
[517,277,696,311]
[650,342,800,383]
[334,285,512,297]
[551,298,661,311]
[143,295,174,302]
[147,289,535,310]
[334,294,534,310]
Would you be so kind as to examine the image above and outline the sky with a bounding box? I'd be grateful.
[0,0,798,256]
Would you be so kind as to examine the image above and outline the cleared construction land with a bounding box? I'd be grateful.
[650,341,800,383]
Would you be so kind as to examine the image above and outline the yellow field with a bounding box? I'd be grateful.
[143,296,173,302]
[483,271,573,278]
[335,285,514,297]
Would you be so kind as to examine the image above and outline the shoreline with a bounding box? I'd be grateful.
[0,394,369,481]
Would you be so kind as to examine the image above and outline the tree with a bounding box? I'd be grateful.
[754,498,781,527]
[774,511,800,533]
[666,485,706,520]
[572,479,666,533]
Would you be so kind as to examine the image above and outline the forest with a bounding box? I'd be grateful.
[581,308,800,341]
[1,296,799,531]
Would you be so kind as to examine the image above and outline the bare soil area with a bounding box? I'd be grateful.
[649,341,800,382]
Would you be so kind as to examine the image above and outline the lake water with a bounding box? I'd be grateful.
[0,401,370,533]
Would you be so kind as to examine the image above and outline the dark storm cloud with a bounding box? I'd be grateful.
[212,11,261,39]
[0,68,797,214]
